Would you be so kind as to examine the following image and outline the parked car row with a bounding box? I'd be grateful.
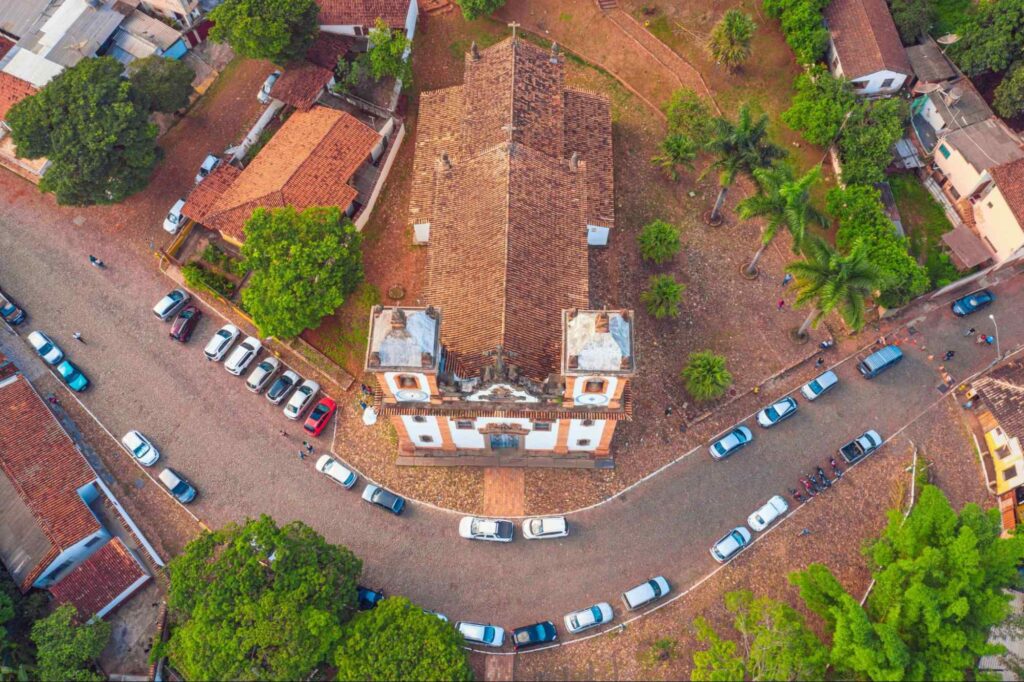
[313,453,406,514]
[27,330,89,391]
[458,516,569,542]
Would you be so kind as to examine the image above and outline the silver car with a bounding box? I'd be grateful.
[266,369,300,405]
[564,602,613,633]
[710,526,752,563]
[456,621,505,648]
[245,357,280,393]
[708,426,753,460]
[800,370,839,401]
[153,289,191,321]
[257,71,281,104]
[284,379,319,420]
[755,396,798,428]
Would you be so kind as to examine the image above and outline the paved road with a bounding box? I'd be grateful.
[3,195,1020,640]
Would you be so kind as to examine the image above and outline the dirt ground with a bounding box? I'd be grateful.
[506,396,991,680]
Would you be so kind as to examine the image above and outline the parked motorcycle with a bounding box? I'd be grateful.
[817,466,832,489]
[830,457,844,479]
[800,477,817,497]
[789,487,805,504]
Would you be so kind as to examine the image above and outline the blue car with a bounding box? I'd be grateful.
[56,360,89,392]
[511,621,557,651]
[708,426,753,461]
[951,289,994,316]
[0,294,25,325]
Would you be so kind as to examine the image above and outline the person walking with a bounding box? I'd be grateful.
[965,327,976,337]
[664,405,673,417]
[297,449,306,461]
[815,356,825,368]
[781,273,793,287]
[88,255,105,268]
[278,430,288,438]
[72,332,84,343]
[777,298,785,311]
[305,443,314,454]
[944,350,956,361]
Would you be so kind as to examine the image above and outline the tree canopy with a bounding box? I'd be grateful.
[837,98,908,187]
[995,62,1024,118]
[455,0,506,20]
[708,10,757,71]
[948,0,1024,76]
[7,56,158,206]
[763,0,831,64]
[787,237,883,335]
[637,219,682,264]
[30,605,110,682]
[641,274,685,319]
[334,597,472,681]
[664,88,716,142]
[891,0,935,43]
[367,18,413,86]
[782,66,856,147]
[209,0,320,65]
[681,351,732,402]
[240,206,364,339]
[127,56,195,113]
[163,515,362,681]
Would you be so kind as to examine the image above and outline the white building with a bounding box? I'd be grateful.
[824,0,912,96]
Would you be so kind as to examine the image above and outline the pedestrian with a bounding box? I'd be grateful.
[358,400,368,411]
[302,440,309,450]
[986,335,995,346]
[278,430,288,438]
[664,405,673,417]
[678,422,687,433]
[944,350,956,361]
[815,356,825,368]
[781,273,793,287]
[965,327,976,337]
[72,332,84,343]
[777,298,785,311]
[297,449,306,461]
[305,443,314,454]
[798,528,812,537]
[977,334,987,345]
[88,255,105,268]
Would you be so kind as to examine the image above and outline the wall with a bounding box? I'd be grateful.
[920,97,947,133]
[355,122,405,230]
[33,527,111,589]
[570,375,618,407]
[401,415,443,448]
[320,24,362,37]
[566,419,605,452]
[849,70,908,96]
[935,141,985,197]
[383,369,430,401]
[974,186,1024,262]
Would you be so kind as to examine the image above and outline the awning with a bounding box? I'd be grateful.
[942,223,995,269]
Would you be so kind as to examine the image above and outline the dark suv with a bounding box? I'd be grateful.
[170,305,202,342]
[511,621,557,651]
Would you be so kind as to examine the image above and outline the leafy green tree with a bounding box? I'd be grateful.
[691,590,829,681]
[209,0,319,65]
[891,0,935,43]
[995,62,1024,118]
[240,206,364,339]
[637,219,682,264]
[782,66,856,147]
[455,0,506,20]
[652,133,698,181]
[838,98,909,186]
[367,18,413,86]
[764,0,832,64]
[334,597,472,681]
[641,274,685,319]
[30,605,109,682]
[786,237,883,337]
[681,350,732,401]
[737,166,826,275]
[127,56,195,113]
[828,185,929,308]
[708,10,757,71]
[332,55,371,94]
[664,88,715,141]
[948,0,1024,75]
[6,57,158,206]
[704,104,787,223]
[164,515,362,681]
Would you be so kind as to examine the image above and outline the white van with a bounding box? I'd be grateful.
[622,576,670,610]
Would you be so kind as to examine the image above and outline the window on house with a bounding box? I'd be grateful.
[949,185,961,199]
[45,560,73,581]
[987,201,994,209]
[412,415,427,423]
[938,144,951,159]
[533,422,552,431]
[84,536,103,548]
[852,80,868,89]
[419,435,434,443]
[576,439,591,447]
[455,420,473,429]
[584,379,606,393]
[398,375,419,389]
[581,419,595,427]
[881,78,895,89]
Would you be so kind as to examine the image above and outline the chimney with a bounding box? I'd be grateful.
[568,355,579,369]
[369,351,381,367]
[390,308,407,330]
[595,311,610,333]
[570,151,580,171]
[567,308,579,320]
[470,41,480,60]
[550,42,560,64]
[425,305,438,319]
[620,355,631,370]
[441,152,452,171]
[421,352,433,368]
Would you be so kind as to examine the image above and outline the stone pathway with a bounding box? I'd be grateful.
[482,468,526,516]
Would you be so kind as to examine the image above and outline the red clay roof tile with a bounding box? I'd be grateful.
[317,0,410,27]
[48,539,149,619]
[990,158,1024,229]
[0,71,37,122]
[825,0,912,80]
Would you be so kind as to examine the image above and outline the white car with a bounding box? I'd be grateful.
[622,576,671,610]
[747,495,789,532]
[245,357,280,393]
[194,154,220,184]
[121,430,160,467]
[152,288,191,321]
[163,198,187,234]
[27,330,64,365]
[257,70,281,104]
[224,336,261,376]
[459,517,514,542]
[521,516,568,539]
[314,455,357,489]
[284,379,319,420]
[456,621,505,648]
[800,370,839,401]
[710,526,752,563]
[203,323,239,361]
[563,602,613,634]
[755,396,798,428]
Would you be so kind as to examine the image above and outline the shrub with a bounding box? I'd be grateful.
[637,220,682,264]
[681,351,732,401]
[664,88,715,141]
[641,274,685,319]
[765,0,831,65]
[455,0,506,20]
[183,262,236,298]
[837,98,908,186]
[708,10,757,71]
[995,62,1024,119]
[782,66,856,147]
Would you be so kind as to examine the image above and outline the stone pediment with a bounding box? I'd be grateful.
[464,383,540,403]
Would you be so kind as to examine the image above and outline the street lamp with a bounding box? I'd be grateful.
[989,314,1001,360]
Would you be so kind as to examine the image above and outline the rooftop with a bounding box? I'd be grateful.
[906,40,956,83]
[366,306,441,371]
[48,538,149,620]
[563,310,635,374]
[926,80,992,130]
[273,61,334,110]
[942,119,1024,173]
[990,158,1024,229]
[975,360,1024,438]
[0,70,37,121]
[825,0,912,80]
[316,0,410,28]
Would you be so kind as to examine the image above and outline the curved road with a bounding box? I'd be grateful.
[1,204,1018,644]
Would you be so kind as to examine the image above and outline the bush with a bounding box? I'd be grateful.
[708,10,757,71]
[637,220,682,264]
[947,0,1024,76]
[128,56,195,113]
[208,0,319,65]
[681,351,732,402]
[641,274,685,319]
[764,0,831,65]
[182,262,236,298]
[837,98,908,186]
[782,66,855,147]
[891,0,935,43]
[455,0,506,20]
[664,88,715,141]
[995,62,1024,119]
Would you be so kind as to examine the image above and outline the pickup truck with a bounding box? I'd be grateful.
[839,430,882,464]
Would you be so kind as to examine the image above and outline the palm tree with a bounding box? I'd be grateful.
[681,350,733,401]
[652,133,698,181]
[786,238,884,338]
[708,10,757,72]
[641,274,685,319]
[737,166,827,276]
[704,104,786,225]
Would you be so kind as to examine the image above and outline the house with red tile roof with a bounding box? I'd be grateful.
[0,360,158,620]
[825,0,913,96]
[0,70,48,183]
[364,38,634,469]
[971,158,1024,263]
[316,0,418,41]
[182,105,384,245]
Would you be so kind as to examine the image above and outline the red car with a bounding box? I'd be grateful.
[170,305,202,342]
[303,397,337,436]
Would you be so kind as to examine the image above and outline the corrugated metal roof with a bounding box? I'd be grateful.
[0,0,53,40]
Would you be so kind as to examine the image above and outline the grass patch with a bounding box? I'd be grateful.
[558,12,573,22]
[200,243,245,276]
[182,261,236,298]
[318,283,381,367]
[889,174,961,288]
[448,23,503,61]
[933,0,971,36]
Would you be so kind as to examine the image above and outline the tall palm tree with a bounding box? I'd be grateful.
[786,237,884,338]
[708,10,757,72]
[704,104,786,224]
[737,166,827,276]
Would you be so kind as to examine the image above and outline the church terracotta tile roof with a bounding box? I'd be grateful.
[990,158,1024,229]
[0,374,101,590]
[180,163,240,224]
[273,61,334,111]
[0,71,36,121]
[306,32,358,69]
[48,538,149,620]
[409,38,614,381]
[185,107,379,242]
[316,0,410,27]
[825,0,912,80]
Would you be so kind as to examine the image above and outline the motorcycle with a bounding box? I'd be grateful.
[789,487,805,504]
[830,457,844,479]
[817,466,832,489]
[819,339,835,350]
[800,476,817,497]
